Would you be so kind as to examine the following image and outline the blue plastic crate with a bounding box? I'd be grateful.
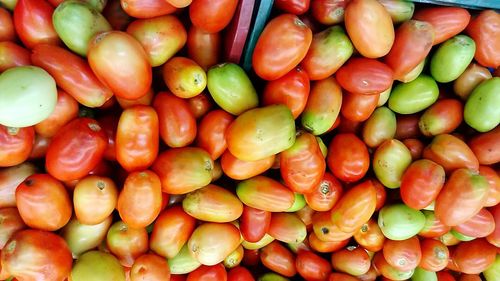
[411,0,500,10]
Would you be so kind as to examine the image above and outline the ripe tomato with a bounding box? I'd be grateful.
[453,63,492,100]
[372,252,414,280]
[107,220,149,267]
[362,107,397,149]
[260,241,296,277]
[0,42,31,72]
[275,0,310,15]
[465,10,500,68]
[311,0,348,25]
[413,6,470,45]
[46,118,107,181]
[73,175,118,225]
[163,57,207,99]
[468,126,500,165]
[227,266,254,281]
[395,113,421,139]
[237,176,295,212]
[187,264,227,281]
[479,166,500,207]
[0,208,26,249]
[187,26,221,71]
[437,271,457,281]
[88,31,152,100]
[312,211,354,242]
[240,205,271,243]
[268,212,307,244]
[400,159,445,210]
[419,239,449,272]
[34,90,78,138]
[304,172,343,212]
[130,254,171,281]
[0,163,36,208]
[341,91,379,122]
[423,134,479,173]
[353,219,385,252]
[0,8,14,41]
[487,204,500,247]
[120,0,177,18]
[0,125,34,167]
[189,0,238,33]
[382,237,422,271]
[308,233,349,253]
[197,110,233,160]
[1,229,72,281]
[372,179,387,211]
[327,133,370,182]
[328,272,359,281]
[165,0,191,8]
[452,208,495,238]
[221,151,275,181]
[344,0,394,58]
[336,58,394,95]
[452,238,496,274]
[253,14,312,80]
[296,250,331,281]
[419,210,451,238]
[419,99,463,137]
[331,247,371,276]
[13,0,60,49]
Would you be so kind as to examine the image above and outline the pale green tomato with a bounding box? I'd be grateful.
[464,77,500,132]
[484,254,500,281]
[388,74,439,114]
[61,216,112,257]
[167,244,201,274]
[378,204,426,240]
[430,35,476,83]
[373,139,412,188]
[70,251,125,281]
[286,193,306,212]
[411,267,437,281]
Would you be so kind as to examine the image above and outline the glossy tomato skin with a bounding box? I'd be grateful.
[0,163,36,208]
[73,175,118,225]
[453,63,492,100]
[395,113,421,139]
[308,233,349,253]
[400,159,445,210]
[418,99,463,137]
[468,126,500,165]
[465,10,500,68]
[340,91,379,122]
[452,208,495,238]
[130,253,171,281]
[227,266,254,281]
[327,133,370,182]
[402,138,424,160]
[253,14,312,80]
[0,208,26,249]
[487,204,500,247]
[1,229,72,281]
[353,219,385,252]
[260,241,296,277]
[275,0,310,15]
[312,211,355,243]
[336,58,394,95]
[295,250,331,281]
[453,238,496,274]
[413,6,471,45]
[197,110,233,160]
[382,236,422,271]
[0,8,14,41]
[120,0,177,18]
[46,118,107,181]
[328,272,359,281]
[187,264,227,281]
[13,0,60,49]
[311,0,348,25]
[187,26,221,71]
[221,151,275,181]
[304,172,343,212]
[479,166,500,207]
[419,239,449,272]
[0,126,34,167]
[423,134,479,173]
[189,0,238,33]
[0,42,31,72]
[268,212,307,244]
[240,205,271,243]
[34,90,79,138]
[107,220,149,267]
[331,247,371,276]
[31,44,113,108]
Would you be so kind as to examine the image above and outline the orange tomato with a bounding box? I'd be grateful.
[419,239,449,272]
[197,110,233,160]
[0,42,31,72]
[220,151,275,181]
[382,237,422,271]
[353,219,386,252]
[331,247,371,276]
[0,125,34,168]
[120,0,177,18]
[465,10,500,68]
[296,250,332,281]
[107,220,149,267]
[413,6,471,45]
[304,172,343,212]
[130,253,171,281]
[260,241,296,277]
[73,175,118,225]
[189,0,238,33]
[341,92,379,122]
[240,206,271,243]
[187,26,221,71]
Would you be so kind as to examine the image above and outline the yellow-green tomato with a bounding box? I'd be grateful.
[411,267,437,281]
[483,254,500,281]
[430,35,476,83]
[373,139,412,188]
[378,203,426,240]
[168,244,201,274]
[60,216,112,257]
[0,66,57,127]
[70,251,125,281]
[464,77,500,132]
[388,74,439,114]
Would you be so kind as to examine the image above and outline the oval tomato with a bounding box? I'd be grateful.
[413,6,470,45]
[187,92,213,119]
[419,239,449,272]
[34,90,79,138]
[400,159,445,210]
[296,250,331,281]
[312,211,354,242]
[0,208,26,249]
[395,113,421,139]
[362,106,397,148]
[107,220,149,267]
[130,253,171,281]
[418,99,463,137]
[308,233,349,253]
[383,237,422,271]
[120,0,176,18]
[268,212,307,244]
[327,133,369,182]
[227,266,254,281]
[189,0,238,33]
[453,63,492,100]
[336,58,393,95]
[0,163,36,208]
[304,172,343,212]
[275,0,309,15]
[403,138,424,160]
[452,238,496,274]
[73,175,118,225]
[197,110,233,160]
[188,223,241,266]
[221,151,275,181]
[187,264,227,281]
[423,134,479,173]
[341,91,379,122]
[0,42,31,72]
[468,126,500,165]
[373,252,414,280]
[240,205,271,243]
[479,165,500,207]
[311,0,348,25]
[0,125,34,168]
[163,57,207,99]
[331,247,371,276]
[187,26,221,71]
[452,208,495,238]
[260,241,296,277]
[353,219,385,252]
[465,10,500,68]
[13,0,60,49]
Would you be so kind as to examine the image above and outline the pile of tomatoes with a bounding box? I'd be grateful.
[0,0,499,280]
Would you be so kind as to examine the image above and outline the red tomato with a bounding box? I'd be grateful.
[328,272,359,281]
[487,204,500,247]
[372,179,387,211]
[240,205,271,243]
[341,92,379,122]
[382,237,422,271]
[221,151,275,180]
[466,10,500,68]
[0,42,31,72]
[304,172,343,212]
[31,44,113,108]
[88,31,152,100]
[46,118,107,181]
[242,249,260,267]
[189,0,238,33]
[327,133,370,183]
[34,90,78,138]
[453,208,495,238]
[403,138,425,160]
[296,205,315,230]
[73,175,118,225]
[336,57,394,95]
[197,110,233,160]
[452,238,496,274]
[395,113,421,139]
[423,134,479,173]
[479,166,500,207]
[0,8,15,41]
[120,0,177,18]
[419,99,463,137]
[0,126,34,167]
[98,114,119,162]
[0,208,26,249]
[468,126,500,165]
[103,0,133,30]
[130,253,171,281]
[413,7,471,45]
[400,159,445,210]
[227,267,255,281]
[260,241,296,277]
[0,162,36,208]
[353,219,386,252]
[268,212,307,244]
[310,0,348,25]
[187,92,213,119]
[308,233,349,253]
[459,275,482,281]
[331,247,371,276]
[13,0,60,49]
[419,239,449,272]
[107,221,149,267]
[262,68,310,119]
[295,250,331,281]
[187,26,221,71]
[344,0,394,58]
[252,14,312,80]
[437,271,457,281]
[372,252,413,280]
[385,20,434,80]
[153,92,197,148]
[1,229,72,281]
[187,264,227,281]
[275,0,310,15]
[28,134,50,160]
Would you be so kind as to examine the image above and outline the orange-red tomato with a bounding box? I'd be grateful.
[0,8,15,41]
[331,247,371,276]
[73,175,118,225]
[310,0,348,25]
[487,204,500,247]
[187,92,213,119]
[372,252,413,280]
[336,58,394,95]
[260,241,296,277]
[327,133,370,183]
[130,253,171,281]
[353,219,386,252]
[453,208,495,238]
[437,271,457,281]
[252,14,312,80]
[221,151,275,180]
[120,0,177,18]
[459,275,482,281]
[304,172,343,212]
[197,110,233,160]
[242,249,260,267]
[479,165,500,207]
[341,92,379,122]
[189,0,238,33]
[372,179,387,211]
[0,125,34,168]
[107,221,149,267]
[452,238,496,274]
[153,92,198,148]
[400,159,445,210]
[419,99,464,137]
[419,239,449,272]
[0,208,26,249]
[0,42,31,72]
[344,0,394,58]
[423,134,479,173]
[328,272,359,281]
[403,138,424,160]
[308,233,350,253]
[34,90,78,138]
[413,6,471,45]
[312,211,354,242]
[296,250,331,281]
[382,237,422,271]
[187,26,221,71]
[13,0,60,49]
[0,163,36,208]
[227,266,254,281]
[116,89,154,109]
[98,114,119,162]
[465,10,500,68]
[275,0,310,15]
[395,113,421,139]
[240,205,271,243]
[268,212,307,244]
[468,126,500,165]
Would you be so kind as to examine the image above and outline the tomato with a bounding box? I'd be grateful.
[196,110,233,160]
[403,138,424,160]
[453,238,496,274]
[221,151,275,180]
[227,267,254,281]
[353,219,386,252]
[103,0,132,30]
[260,241,296,277]
[126,15,186,67]
[268,212,307,244]
[163,57,207,99]
[189,0,238,33]
[378,0,415,24]
[331,247,371,276]
[71,250,126,281]
[464,77,500,133]
[0,208,26,249]
[150,206,196,259]
[130,254,170,281]
[60,215,112,257]
[1,229,72,281]
[388,74,439,114]
[395,114,420,139]
[435,168,489,226]
[301,26,353,81]
[487,204,500,247]
[15,174,71,231]
[385,20,434,81]
[0,42,31,72]
[453,208,495,238]
[304,172,343,212]
[383,237,421,271]
[188,223,241,266]
[309,233,349,253]
[301,77,343,135]
[413,7,470,45]
[437,271,457,281]
[423,134,479,173]
[274,0,309,15]
[336,58,393,95]
[478,166,500,207]
[418,99,463,137]
[465,10,500,68]
[453,63,492,100]
[88,31,151,100]
[120,0,176,18]
[187,264,227,281]
[373,139,412,189]
[187,92,213,120]
[153,92,197,148]
[73,175,118,225]
[240,205,271,243]
[341,91,379,122]
[431,35,476,83]
[295,250,331,281]
[252,14,312,80]
[33,90,78,138]
[378,204,426,241]
[362,106,397,148]
[0,8,14,41]
[417,239,448,272]
[223,244,244,269]
[400,159,445,210]
[187,26,221,71]
[0,126,34,167]
[344,0,394,58]
[310,0,348,25]
[182,184,243,223]
[165,0,191,7]
[373,252,414,281]
[0,162,36,208]
[107,220,148,267]
[328,272,359,281]
[13,0,60,49]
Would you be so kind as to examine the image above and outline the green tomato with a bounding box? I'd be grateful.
[207,63,258,115]
[60,216,112,257]
[411,267,437,281]
[258,273,290,281]
[362,106,397,148]
[388,74,439,114]
[0,66,57,127]
[168,244,201,274]
[464,77,500,132]
[450,229,475,241]
[377,85,392,106]
[398,58,426,83]
[286,193,306,212]
[373,139,412,189]
[430,35,476,83]
[316,137,328,158]
[70,251,125,281]
[53,0,112,56]
[484,254,500,281]
[241,233,275,250]
[0,0,16,10]
[378,204,426,240]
